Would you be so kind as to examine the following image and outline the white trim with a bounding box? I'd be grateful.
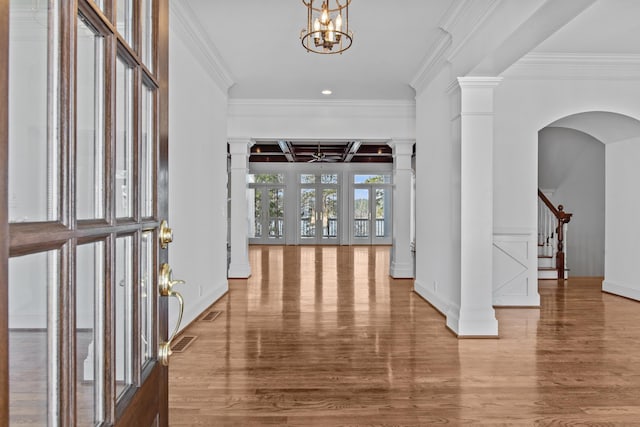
[503,53,640,81]
[228,99,416,119]
[410,0,501,94]
[602,280,640,302]
[414,280,454,318]
[170,1,235,94]
[177,282,229,334]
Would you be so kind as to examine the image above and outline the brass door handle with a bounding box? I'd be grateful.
[158,263,186,366]
[159,220,173,249]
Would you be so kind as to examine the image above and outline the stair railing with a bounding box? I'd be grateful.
[538,190,573,280]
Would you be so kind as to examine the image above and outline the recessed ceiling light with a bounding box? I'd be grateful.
[321,89,332,95]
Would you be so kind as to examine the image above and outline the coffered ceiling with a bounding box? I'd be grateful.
[249,140,394,163]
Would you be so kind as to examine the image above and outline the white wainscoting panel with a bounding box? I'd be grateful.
[493,232,540,306]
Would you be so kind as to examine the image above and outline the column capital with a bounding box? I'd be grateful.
[387,138,415,156]
[228,138,254,155]
[457,76,503,89]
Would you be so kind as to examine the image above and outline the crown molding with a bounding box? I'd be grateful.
[410,0,502,94]
[502,53,640,80]
[170,1,235,94]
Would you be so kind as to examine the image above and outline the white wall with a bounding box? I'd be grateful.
[493,75,640,302]
[603,137,640,300]
[414,65,461,318]
[168,13,230,331]
[228,99,415,141]
[539,127,605,277]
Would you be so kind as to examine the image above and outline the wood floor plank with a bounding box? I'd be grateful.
[169,246,640,425]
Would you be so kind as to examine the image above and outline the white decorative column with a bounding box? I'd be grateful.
[449,77,501,337]
[388,139,415,278]
[228,138,253,278]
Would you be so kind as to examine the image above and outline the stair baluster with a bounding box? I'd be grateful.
[538,190,573,280]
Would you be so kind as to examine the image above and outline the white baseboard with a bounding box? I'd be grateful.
[228,262,251,278]
[602,280,640,302]
[414,279,452,316]
[180,282,229,332]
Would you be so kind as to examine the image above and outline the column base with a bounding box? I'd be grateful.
[447,306,498,337]
[389,260,414,278]
[228,263,251,279]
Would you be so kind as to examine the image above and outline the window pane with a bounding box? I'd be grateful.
[140,232,155,367]
[77,242,105,425]
[354,174,391,184]
[300,174,315,184]
[141,84,155,217]
[117,0,133,44]
[9,0,59,222]
[141,0,154,70]
[321,174,338,184]
[116,58,133,218]
[248,173,283,184]
[9,250,59,425]
[77,16,105,220]
[115,236,134,398]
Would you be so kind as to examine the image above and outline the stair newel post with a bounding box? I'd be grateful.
[555,204,572,281]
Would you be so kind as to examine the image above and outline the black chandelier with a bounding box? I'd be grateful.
[300,0,353,54]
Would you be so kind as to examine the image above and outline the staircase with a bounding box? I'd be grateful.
[538,190,572,280]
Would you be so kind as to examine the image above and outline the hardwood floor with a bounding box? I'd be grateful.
[169,245,640,426]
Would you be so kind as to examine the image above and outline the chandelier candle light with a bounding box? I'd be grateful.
[301,0,353,54]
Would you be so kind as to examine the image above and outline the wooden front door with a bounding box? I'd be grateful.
[0,0,171,425]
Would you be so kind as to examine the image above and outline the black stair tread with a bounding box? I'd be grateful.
[538,255,553,258]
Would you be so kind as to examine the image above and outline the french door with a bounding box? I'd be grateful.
[249,186,285,244]
[299,173,339,244]
[352,183,392,245]
[1,0,171,425]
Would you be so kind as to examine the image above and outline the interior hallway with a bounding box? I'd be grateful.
[168,245,640,425]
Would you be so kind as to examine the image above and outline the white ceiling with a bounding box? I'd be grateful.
[186,0,453,100]
[184,0,640,101]
[534,0,640,54]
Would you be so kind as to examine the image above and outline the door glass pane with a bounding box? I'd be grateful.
[249,188,262,238]
[117,0,133,44]
[115,236,134,398]
[141,84,155,218]
[116,58,133,218]
[8,250,59,425]
[77,16,105,220]
[300,189,316,239]
[91,0,104,12]
[322,189,338,238]
[354,188,369,238]
[375,188,388,238]
[268,188,284,239]
[8,0,59,223]
[77,241,105,425]
[141,0,154,70]
[141,232,155,367]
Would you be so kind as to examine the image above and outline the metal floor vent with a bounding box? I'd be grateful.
[201,310,222,322]
[171,335,197,353]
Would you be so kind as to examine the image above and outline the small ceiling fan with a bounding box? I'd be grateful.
[308,143,342,163]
